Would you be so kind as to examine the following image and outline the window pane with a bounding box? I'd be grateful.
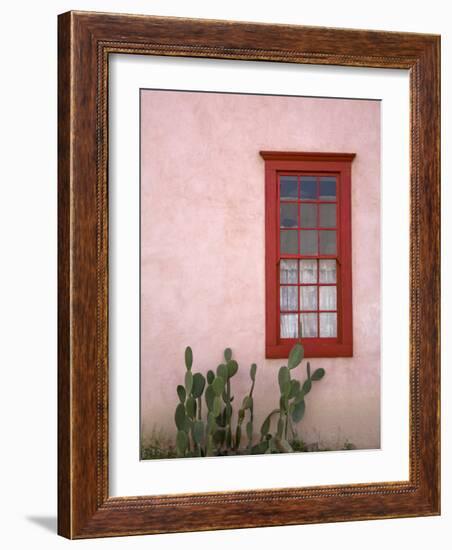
[280,259,298,283]
[319,259,337,283]
[280,231,298,254]
[319,230,336,255]
[319,204,336,227]
[280,203,298,228]
[300,286,317,311]
[320,313,337,337]
[300,230,318,255]
[300,313,318,337]
[300,203,317,228]
[319,177,336,201]
[280,176,298,200]
[281,314,298,338]
[319,286,337,310]
[300,176,317,200]
[299,259,317,283]
[280,286,298,311]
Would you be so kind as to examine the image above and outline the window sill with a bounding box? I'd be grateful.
[266,340,353,359]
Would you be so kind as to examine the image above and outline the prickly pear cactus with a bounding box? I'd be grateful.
[254,344,326,455]
[173,342,323,458]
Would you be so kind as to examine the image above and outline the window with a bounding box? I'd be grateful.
[260,151,355,358]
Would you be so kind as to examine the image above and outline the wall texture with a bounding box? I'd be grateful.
[140,90,380,451]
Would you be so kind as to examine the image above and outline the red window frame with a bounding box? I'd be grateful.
[260,151,355,358]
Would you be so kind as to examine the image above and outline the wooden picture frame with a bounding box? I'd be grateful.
[58,11,440,539]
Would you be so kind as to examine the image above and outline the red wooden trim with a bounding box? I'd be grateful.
[265,162,278,350]
[263,160,348,172]
[266,341,353,359]
[260,151,356,162]
[262,151,354,358]
[339,162,353,352]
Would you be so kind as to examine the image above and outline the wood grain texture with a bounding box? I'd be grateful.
[57,10,72,538]
[57,10,440,539]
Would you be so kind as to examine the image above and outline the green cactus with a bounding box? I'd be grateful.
[193,420,205,446]
[212,376,225,397]
[184,370,193,395]
[176,430,188,457]
[205,384,215,411]
[177,385,186,404]
[311,367,325,381]
[192,373,206,398]
[232,359,258,451]
[288,342,304,369]
[173,343,323,458]
[212,396,222,417]
[216,363,228,381]
[291,399,306,423]
[175,403,187,431]
[192,372,205,421]
[257,345,327,453]
[186,396,196,419]
[235,424,242,448]
[205,411,216,457]
[185,346,193,370]
[227,359,238,378]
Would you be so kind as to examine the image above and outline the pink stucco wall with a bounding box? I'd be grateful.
[140,90,380,451]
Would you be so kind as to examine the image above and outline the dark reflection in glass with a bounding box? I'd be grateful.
[300,204,317,228]
[300,230,318,255]
[300,176,317,200]
[319,204,336,227]
[280,203,298,228]
[319,177,336,201]
[280,230,298,254]
[319,231,336,255]
[280,176,298,200]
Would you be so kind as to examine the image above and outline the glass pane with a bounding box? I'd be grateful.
[280,176,298,200]
[280,286,298,311]
[320,313,337,337]
[319,177,336,201]
[300,313,318,337]
[300,176,317,200]
[281,314,298,338]
[280,231,298,254]
[319,286,337,310]
[280,203,298,228]
[300,230,318,255]
[299,259,317,283]
[300,286,317,311]
[319,204,336,228]
[319,259,337,283]
[280,260,298,283]
[300,204,317,228]
[319,230,336,255]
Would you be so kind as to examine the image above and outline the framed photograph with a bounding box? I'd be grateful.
[58,11,440,538]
